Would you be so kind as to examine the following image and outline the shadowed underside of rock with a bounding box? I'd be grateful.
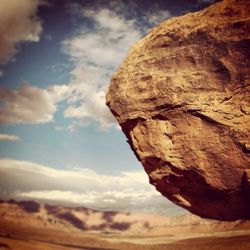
[106,0,250,220]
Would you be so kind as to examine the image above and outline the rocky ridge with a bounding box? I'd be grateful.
[106,0,250,220]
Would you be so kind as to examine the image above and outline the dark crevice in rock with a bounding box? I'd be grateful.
[240,106,248,115]
[121,117,146,134]
[220,95,232,103]
[154,103,186,112]
[241,171,250,192]
[211,59,232,81]
[228,131,250,156]
[186,110,227,126]
[151,113,168,120]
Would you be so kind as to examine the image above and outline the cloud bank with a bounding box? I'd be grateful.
[0,2,172,129]
[0,158,184,215]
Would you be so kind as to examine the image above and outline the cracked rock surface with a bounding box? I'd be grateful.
[106,0,250,220]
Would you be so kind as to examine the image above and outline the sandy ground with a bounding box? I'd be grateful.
[1,222,250,250]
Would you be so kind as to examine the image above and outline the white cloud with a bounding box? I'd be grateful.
[64,90,116,130]
[61,5,172,130]
[0,134,20,141]
[0,83,56,125]
[0,158,184,214]
[0,82,77,125]
[47,84,71,103]
[61,8,142,130]
[0,0,42,64]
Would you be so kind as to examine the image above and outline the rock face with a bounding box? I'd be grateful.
[106,0,250,220]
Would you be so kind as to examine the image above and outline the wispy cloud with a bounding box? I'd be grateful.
[0,134,20,141]
[0,158,184,214]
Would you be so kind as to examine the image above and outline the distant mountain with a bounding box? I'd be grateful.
[1,199,249,236]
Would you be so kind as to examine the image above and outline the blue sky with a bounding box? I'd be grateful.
[0,0,214,214]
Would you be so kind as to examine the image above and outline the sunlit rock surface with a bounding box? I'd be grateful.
[106,0,250,220]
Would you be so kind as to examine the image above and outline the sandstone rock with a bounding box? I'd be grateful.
[106,0,250,220]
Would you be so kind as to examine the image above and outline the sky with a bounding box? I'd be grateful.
[0,0,215,215]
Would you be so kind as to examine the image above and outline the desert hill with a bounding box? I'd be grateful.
[0,200,250,249]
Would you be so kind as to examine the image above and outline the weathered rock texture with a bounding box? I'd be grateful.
[106,0,250,220]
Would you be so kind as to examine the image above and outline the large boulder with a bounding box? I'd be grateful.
[106,0,250,220]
